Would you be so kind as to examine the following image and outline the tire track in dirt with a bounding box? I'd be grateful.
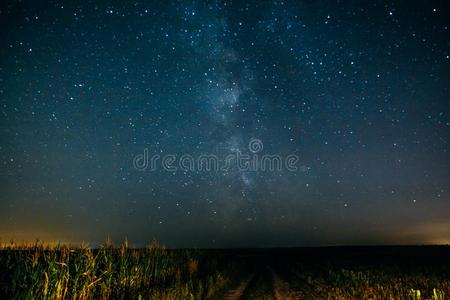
[224,268,303,299]
[241,269,274,300]
[271,269,303,300]
[224,273,254,300]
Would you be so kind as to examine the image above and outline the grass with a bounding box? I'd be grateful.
[0,240,238,299]
[1,242,449,299]
[275,246,450,300]
[285,265,450,299]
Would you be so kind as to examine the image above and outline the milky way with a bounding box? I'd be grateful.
[0,1,449,247]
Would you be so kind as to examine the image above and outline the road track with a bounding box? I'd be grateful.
[224,274,254,300]
[271,269,303,300]
[223,267,302,300]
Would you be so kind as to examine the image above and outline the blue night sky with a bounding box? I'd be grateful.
[0,1,449,247]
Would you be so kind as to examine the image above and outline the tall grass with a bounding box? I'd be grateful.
[0,240,232,299]
[286,262,450,299]
[2,242,448,299]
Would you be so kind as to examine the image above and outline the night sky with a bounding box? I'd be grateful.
[1,1,449,247]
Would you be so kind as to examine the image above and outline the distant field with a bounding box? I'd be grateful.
[1,243,449,299]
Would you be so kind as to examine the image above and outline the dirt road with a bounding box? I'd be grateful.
[223,267,302,300]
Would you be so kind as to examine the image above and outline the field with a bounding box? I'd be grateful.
[1,242,449,299]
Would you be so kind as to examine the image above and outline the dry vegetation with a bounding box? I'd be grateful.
[0,240,237,299]
[1,242,449,299]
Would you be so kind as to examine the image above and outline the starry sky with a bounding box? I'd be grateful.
[0,1,449,247]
